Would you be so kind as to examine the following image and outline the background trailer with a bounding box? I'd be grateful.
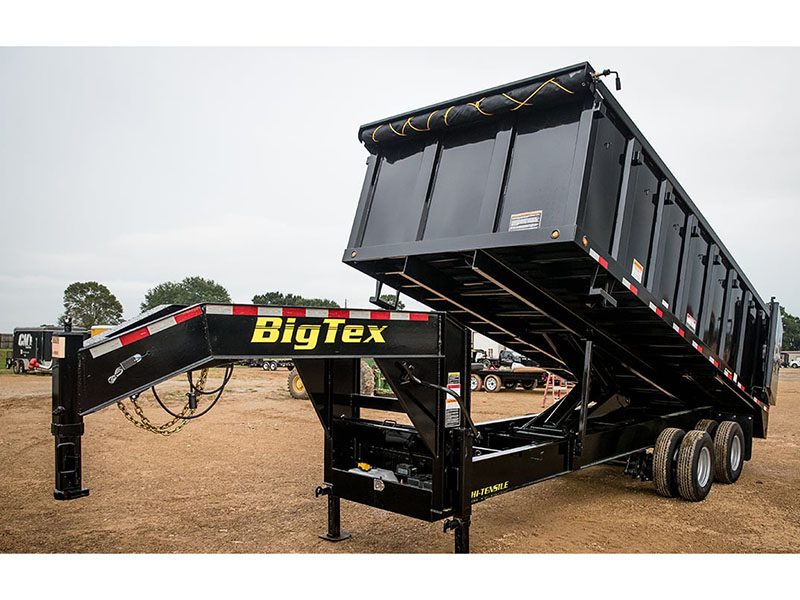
[49,63,782,552]
[9,326,88,373]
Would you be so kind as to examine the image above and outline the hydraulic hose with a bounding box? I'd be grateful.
[151,364,234,420]
[398,362,481,441]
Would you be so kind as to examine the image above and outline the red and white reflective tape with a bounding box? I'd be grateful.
[589,248,609,269]
[89,305,430,359]
[621,277,639,296]
[647,301,664,318]
[88,306,203,358]
[586,247,762,408]
[204,305,429,321]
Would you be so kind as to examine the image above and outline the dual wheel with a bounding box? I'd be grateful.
[262,360,278,371]
[472,374,503,393]
[470,373,537,393]
[653,419,746,502]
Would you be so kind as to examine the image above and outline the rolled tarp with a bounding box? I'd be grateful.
[358,63,593,153]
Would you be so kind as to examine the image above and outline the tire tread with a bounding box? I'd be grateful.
[677,430,714,502]
[483,374,501,393]
[694,419,717,435]
[714,420,745,483]
[287,368,308,400]
[653,428,684,498]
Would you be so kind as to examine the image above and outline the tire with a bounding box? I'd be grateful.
[503,382,516,390]
[653,428,685,498]
[360,362,375,396]
[714,420,745,484]
[269,361,278,371]
[287,368,308,400]
[483,374,502,393]
[262,362,271,371]
[470,374,482,392]
[676,430,715,502]
[12,360,20,375]
[521,382,535,390]
[694,419,718,436]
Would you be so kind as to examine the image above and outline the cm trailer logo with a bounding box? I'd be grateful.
[250,317,388,351]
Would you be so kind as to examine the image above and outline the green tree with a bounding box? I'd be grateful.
[141,276,231,311]
[782,307,800,351]
[251,291,340,308]
[59,281,124,328]
[379,294,405,310]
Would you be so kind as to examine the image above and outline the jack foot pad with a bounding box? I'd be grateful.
[54,488,90,501]
[319,531,352,542]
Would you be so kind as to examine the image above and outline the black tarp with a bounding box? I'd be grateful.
[359,63,593,153]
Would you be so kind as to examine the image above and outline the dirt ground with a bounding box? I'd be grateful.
[1,366,798,553]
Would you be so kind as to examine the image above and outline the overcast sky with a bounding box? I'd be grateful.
[0,47,797,331]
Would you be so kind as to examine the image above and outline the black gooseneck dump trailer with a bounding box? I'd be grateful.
[49,62,782,553]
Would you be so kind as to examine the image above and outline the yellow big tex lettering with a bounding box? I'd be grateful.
[250,317,388,351]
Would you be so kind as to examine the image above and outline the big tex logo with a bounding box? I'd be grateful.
[251,317,388,350]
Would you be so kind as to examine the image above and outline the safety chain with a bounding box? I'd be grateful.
[116,368,208,436]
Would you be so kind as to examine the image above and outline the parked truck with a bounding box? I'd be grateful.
[0,333,12,371]
[472,348,534,369]
[470,348,548,392]
[46,63,782,552]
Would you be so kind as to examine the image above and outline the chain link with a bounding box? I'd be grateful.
[116,368,209,436]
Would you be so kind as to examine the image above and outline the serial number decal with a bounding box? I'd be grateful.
[250,317,388,350]
[471,481,509,500]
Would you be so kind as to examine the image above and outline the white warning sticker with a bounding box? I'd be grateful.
[509,210,542,232]
[52,336,65,359]
[686,312,697,333]
[631,258,644,283]
[445,372,462,428]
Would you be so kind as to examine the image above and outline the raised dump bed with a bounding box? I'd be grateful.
[345,61,782,438]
